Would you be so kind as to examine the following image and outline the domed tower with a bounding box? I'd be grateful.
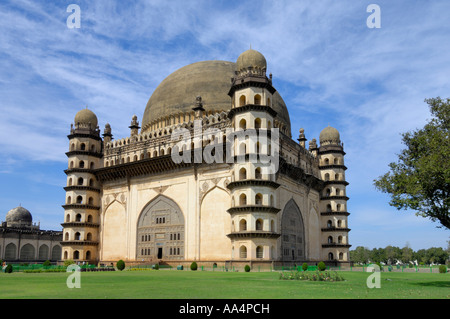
[318,126,350,264]
[5,206,33,228]
[226,49,281,262]
[62,108,102,263]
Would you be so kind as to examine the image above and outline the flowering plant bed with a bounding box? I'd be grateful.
[279,270,345,282]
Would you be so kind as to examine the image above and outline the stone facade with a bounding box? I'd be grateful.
[61,49,351,266]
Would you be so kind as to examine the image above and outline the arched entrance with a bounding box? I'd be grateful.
[280,199,305,262]
[137,195,185,261]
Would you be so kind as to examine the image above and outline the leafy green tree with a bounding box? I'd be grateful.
[370,247,386,264]
[385,246,402,265]
[414,249,428,264]
[374,97,450,229]
[425,247,449,264]
[401,244,414,264]
[349,246,370,264]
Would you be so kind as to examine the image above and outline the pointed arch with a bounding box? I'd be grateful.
[137,195,185,261]
[280,199,305,262]
[102,200,127,260]
[200,186,231,259]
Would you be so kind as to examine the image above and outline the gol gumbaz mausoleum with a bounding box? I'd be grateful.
[6,49,352,268]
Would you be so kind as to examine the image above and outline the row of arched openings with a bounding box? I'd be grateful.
[238,94,270,107]
[238,245,267,259]
[238,118,272,130]
[236,218,275,232]
[65,213,94,223]
[3,243,61,261]
[70,142,97,152]
[64,231,94,241]
[66,195,96,205]
[328,252,345,261]
[67,177,95,187]
[64,250,91,260]
[237,193,274,206]
[69,160,95,169]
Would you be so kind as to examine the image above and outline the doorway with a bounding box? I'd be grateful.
[157,247,163,259]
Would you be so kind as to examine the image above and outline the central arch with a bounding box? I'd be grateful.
[136,195,185,261]
[280,199,306,262]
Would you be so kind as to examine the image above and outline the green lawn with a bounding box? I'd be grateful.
[0,270,449,299]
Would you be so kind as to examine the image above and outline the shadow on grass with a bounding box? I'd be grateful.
[410,281,450,288]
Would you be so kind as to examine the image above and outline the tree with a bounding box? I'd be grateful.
[385,246,402,265]
[374,97,450,229]
[349,246,370,264]
[402,244,413,264]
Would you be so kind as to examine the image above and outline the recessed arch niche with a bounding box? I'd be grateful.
[136,195,185,261]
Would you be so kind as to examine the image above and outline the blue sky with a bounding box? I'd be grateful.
[0,0,449,251]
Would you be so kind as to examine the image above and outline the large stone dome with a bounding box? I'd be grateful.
[141,60,291,134]
[5,206,32,227]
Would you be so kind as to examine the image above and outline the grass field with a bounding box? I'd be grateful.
[0,270,449,299]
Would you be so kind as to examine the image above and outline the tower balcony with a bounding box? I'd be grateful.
[65,150,103,158]
[320,211,350,216]
[320,195,350,201]
[323,180,349,186]
[319,164,347,171]
[227,104,277,119]
[64,185,101,193]
[64,168,96,175]
[61,222,100,228]
[321,226,351,232]
[226,180,280,191]
[62,204,101,210]
[321,243,351,248]
[61,240,99,246]
[226,231,280,239]
[227,205,280,215]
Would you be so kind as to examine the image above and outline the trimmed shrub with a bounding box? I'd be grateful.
[439,265,447,273]
[154,264,159,270]
[318,261,326,271]
[64,259,75,267]
[244,265,251,272]
[302,263,308,271]
[190,262,198,271]
[5,264,13,273]
[116,259,125,271]
[43,260,51,267]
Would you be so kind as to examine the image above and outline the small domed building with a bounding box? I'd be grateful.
[1,206,62,262]
[61,49,351,268]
